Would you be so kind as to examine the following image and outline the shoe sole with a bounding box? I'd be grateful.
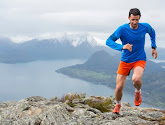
[135,101,141,106]
[113,112,119,114]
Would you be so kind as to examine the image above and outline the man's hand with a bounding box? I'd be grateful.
[122,43,133,52]
[152,49,157,59]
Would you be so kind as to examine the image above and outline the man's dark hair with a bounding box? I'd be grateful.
[129,8,141,17]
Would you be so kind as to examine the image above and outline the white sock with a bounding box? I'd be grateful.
[116,100,121,105]
[135,88,141,93]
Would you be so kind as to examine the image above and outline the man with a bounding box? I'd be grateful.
[106,8,157,114]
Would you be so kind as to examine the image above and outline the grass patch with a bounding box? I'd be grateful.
[51,93,115,113]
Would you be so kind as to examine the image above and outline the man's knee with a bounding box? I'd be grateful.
[116,84,124,93]
[132,76,141,83]
[116,74,127,92]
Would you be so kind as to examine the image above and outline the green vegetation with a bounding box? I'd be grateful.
[50,93,115,113]
[56,68,116,88]
[50,96,58,101]
[86,96,115,113]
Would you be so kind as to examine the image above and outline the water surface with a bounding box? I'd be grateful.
[0,60,160,109]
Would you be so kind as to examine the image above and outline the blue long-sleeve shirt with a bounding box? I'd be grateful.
[106,23,156,63]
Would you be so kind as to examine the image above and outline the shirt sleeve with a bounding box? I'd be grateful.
[146,23,157,48]
[106,26,124,51]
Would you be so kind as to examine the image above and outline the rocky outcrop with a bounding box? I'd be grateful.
[0,95,165,125]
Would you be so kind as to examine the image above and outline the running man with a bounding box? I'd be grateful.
[106,8,157,114]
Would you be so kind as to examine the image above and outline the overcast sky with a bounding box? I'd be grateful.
[0,0,165,47]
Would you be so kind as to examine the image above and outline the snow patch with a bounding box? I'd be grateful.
[7,32,107,47]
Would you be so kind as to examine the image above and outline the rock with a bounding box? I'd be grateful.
[0,95,164,125]
[0,101,17,109]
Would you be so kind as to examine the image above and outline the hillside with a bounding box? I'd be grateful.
[0,94,165,124]
[56,50,165,108]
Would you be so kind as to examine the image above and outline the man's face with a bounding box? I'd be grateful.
[128,14,140,29]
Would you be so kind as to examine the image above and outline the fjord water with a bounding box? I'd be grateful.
[0,60,158,108]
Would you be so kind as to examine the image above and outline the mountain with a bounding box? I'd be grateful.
[56,50,165,107]
[70,50,120,74]
[0,34,117,63]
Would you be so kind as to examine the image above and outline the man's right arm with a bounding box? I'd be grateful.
[106,26,124,51]
[106,34,124,51]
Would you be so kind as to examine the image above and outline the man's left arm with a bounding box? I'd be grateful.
[152,48,157,59]
[147,23,158,59]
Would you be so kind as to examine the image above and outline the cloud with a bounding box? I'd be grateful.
[0,0,165,47]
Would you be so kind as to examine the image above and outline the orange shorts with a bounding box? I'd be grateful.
[117,60,146,75]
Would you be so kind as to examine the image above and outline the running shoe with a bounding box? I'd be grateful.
[134,91,142,106]
[113,104,121,114]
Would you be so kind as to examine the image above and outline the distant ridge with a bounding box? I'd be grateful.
[0,35,116,63]
[71,50,119,74]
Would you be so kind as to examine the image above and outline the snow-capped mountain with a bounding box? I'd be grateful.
[0,33,111,63]
[10,33,106,47]
[35,33,106,47]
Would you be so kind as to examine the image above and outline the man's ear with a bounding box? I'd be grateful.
[128,16,130,20]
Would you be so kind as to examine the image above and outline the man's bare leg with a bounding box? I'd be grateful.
[115,74,127,102]
[132,66,144,90]
[132,66,144,106]
[113,74,127,114]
